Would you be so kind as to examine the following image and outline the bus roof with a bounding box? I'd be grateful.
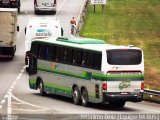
[32,36,142,52]
[56,37,106,44]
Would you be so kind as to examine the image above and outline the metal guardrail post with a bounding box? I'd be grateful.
[144,89,160,96]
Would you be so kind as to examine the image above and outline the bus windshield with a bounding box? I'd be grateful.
[107,49,142,65]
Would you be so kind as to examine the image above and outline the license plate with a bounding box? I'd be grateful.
[42,3,49,6]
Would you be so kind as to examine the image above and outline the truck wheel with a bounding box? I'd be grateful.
[39,80,46,96]
[81,88,89,107]
[72,86,81,105]
[18,7,20,13]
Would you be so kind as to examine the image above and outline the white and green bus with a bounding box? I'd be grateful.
[28,36,144,108]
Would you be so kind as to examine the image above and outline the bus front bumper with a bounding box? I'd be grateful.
[103,92,143,102]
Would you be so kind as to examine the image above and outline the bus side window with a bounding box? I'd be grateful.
[87,52,93,68]
[78,50,82,65]
[63,47,68,62]
[67,48,73,64]
[72,49,77,64]
[94,52,102,70]
[39,45,46,60]
[51,45,56,61]
[82,51,87,67]
[31,42,38,56]
[56,46,64,62]
[45,46,49,60]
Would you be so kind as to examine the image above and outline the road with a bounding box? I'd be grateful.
[0,0,160,119]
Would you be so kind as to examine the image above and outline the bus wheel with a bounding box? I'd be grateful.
[109,101,126,108]
[39,80,46,96]
[72,86,80,105]
[81,88,88,107]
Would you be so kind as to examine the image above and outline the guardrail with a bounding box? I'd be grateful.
[75,0,89,36]
[144,89,160,96]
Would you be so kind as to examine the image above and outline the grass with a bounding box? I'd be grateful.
[80,0,160,90]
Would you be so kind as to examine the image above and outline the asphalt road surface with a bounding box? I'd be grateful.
[0,0,160,119]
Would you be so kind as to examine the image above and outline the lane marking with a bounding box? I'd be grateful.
[56,0,66,15]
[1,100,6,104]
[13,108,49,112]
[0,66,26,110]
[11,94,49,110]
[126,105,160,113]
[4,94,9,98]
[10,86,14,89]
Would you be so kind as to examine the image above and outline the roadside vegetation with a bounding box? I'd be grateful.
[80,0,160,90]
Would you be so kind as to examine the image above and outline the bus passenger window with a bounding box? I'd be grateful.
[67,48,73,64]
[82,51,87,67]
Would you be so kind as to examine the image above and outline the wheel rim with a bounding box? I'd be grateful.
[73,89,78,102]
[39,82,43,94]
[82,91,87,104]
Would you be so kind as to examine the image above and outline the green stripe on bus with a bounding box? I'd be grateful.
[38,66,144,81]
[29,79,37,89]
[38,66,92,80]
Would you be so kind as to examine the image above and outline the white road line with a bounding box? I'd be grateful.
[8,89,13,92]
[12,82,17,86]
[56,0,66,15]
[19,73,23,76]
[10,86,15,89]
[7,93,12,115]
[23,66,26,69]
[1,100,6,104]
[4,94,8,98]
[16,75,21,80]
[21,69,24,73]
[13,108,49,112]
[126,105,160,113]
[0,105,2,109]
[11,94,49,109]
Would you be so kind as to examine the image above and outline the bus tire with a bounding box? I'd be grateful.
[81,88,89,107]
[109,101,126,108]
[72,86,81,105]
[39,80,46,96]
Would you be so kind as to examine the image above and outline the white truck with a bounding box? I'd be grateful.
[34,0,57,14]
[0,8,19,60]
[25,17,63,65]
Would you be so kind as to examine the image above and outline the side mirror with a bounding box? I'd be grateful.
[17,26,19,32]
[61,27,63,36]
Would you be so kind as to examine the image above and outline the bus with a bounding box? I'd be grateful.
[28,36,144,108]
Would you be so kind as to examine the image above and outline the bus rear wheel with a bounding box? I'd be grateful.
[39,80,46,96]
[81,88,89,107]
[72,86,80,105]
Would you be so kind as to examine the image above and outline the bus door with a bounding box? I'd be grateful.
[28,53,37,75]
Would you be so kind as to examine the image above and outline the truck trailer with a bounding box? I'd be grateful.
[0,8,19,60]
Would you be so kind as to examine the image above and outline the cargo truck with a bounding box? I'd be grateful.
[0,8,19,60]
